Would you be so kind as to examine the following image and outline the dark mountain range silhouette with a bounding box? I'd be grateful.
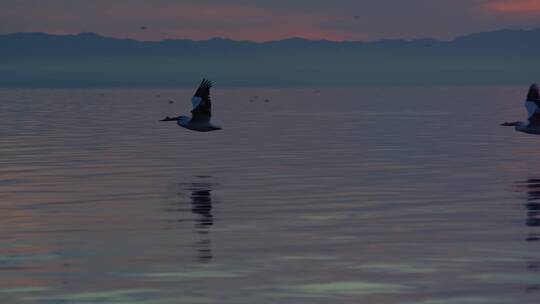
[1,28,539,87]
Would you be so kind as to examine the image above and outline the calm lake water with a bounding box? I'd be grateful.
[0,86,539,303]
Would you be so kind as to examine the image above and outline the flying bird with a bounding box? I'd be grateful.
[501,83,540,134]
[161,79,222,132]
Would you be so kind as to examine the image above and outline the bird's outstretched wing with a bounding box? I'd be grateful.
[527,83,540,104]
[191,79,212,123]
[523,99,540,129]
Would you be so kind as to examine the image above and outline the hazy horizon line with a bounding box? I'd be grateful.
[3,26,540,44]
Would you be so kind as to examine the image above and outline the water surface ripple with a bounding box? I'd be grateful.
[0,87,539,303]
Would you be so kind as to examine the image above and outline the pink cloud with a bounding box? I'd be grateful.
[484,0,540,14]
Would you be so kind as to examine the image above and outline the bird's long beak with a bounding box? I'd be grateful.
[500,121,519,126]
[160,116,179,121]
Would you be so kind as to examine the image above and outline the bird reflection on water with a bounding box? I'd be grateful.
[515,179,540,292]
[190,186,213,231]
[517,179,540,230]
[167,179,216,262]
[186,181,215,262]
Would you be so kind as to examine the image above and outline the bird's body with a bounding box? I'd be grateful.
[501,84,540,135]
[161,79,221,132]
[176,115,222,132]
[509,120,540,135]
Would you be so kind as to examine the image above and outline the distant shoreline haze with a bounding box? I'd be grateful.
[1,28,539,87]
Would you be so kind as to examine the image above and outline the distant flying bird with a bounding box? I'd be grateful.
[501,83,540,134]
[160,79,222,132]
[140,26,148,30]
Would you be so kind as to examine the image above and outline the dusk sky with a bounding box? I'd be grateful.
[2,0,540,41]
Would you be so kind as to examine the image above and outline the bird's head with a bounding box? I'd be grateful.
[160,115,189,122]
[501,121,527,131]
